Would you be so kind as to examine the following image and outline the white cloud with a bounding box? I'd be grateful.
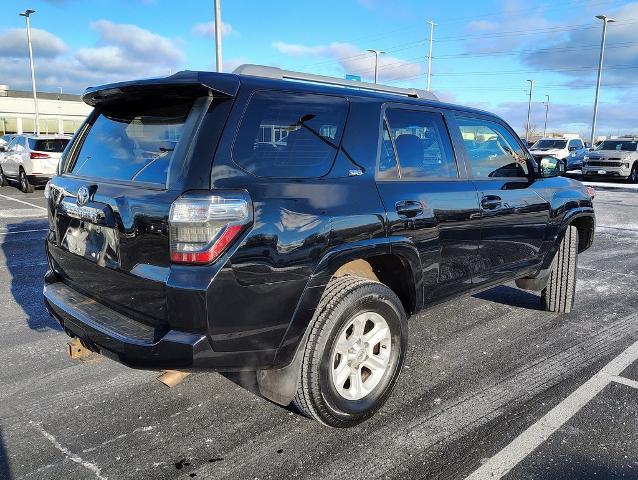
[522,2,638,88]
[0,21,184,93]
[489,100,638,137]
[464,0,555,53]
[0,28,67,58]
[272,41,421,82]
[192,21,235,38]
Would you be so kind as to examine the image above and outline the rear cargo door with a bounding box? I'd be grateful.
[46,92,228,328]
[29,138,70,175]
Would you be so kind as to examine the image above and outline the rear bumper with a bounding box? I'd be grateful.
[44,279,211,369]
[27,174,52,186]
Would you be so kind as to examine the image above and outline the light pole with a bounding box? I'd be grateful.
[19,9,40,135]
[525,79,534,143]
[367,49,385,84]
[426,20,437,91]
[543,94,550,138]
[590,15,615,147]
[214,0,222,72]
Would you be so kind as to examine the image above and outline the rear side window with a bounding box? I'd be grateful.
[66,98,195,185]
[382,109,457,179]
[233,90,348,178]
[29,138,69,153]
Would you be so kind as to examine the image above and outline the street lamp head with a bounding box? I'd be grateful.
[595,15,616,22]
[19,9,36,17]
[367,49,385,55]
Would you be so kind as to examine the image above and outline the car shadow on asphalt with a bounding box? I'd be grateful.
[1,221,63,333]
[0,427,12,480]
[472,284,544,311]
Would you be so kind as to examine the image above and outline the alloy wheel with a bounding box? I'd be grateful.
[331,311,392,401]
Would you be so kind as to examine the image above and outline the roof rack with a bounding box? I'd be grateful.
[233,64,438,101]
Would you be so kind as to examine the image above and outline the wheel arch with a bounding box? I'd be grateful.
[259,239,421,406]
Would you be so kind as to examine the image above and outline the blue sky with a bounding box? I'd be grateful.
[2,0,637,136]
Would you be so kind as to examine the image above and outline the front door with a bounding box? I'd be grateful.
[453,115,550,286]
[375,106,482,302]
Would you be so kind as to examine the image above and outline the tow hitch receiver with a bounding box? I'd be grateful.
[66,338,94,360]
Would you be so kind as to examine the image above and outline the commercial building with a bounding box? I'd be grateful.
[0,84,92,136]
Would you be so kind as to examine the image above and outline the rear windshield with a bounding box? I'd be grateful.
[532,140,567,149]
[233,90,348,178]
[66,97,195,185]
[29,138,69,153]
[596,140,637,152]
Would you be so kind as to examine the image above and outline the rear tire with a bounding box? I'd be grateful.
[542,225,578,313]
[0,167,6,187]
[19,169,34,193]
[293,275,407,428]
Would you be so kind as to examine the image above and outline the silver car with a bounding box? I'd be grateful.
[582,138,638,183]
[0,134,71,192]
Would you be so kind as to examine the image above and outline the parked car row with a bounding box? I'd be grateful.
[527,136,638,183]
[0,134,71,192]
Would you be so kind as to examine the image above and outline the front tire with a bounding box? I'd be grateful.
[628,163,638,184]
[542,225,578,313]
[19,169,34,193]
[293,275,407,428]
[0,167,6,187]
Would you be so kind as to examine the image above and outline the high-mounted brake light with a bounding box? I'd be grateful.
[169,191,252,265]
[30,152,50,159]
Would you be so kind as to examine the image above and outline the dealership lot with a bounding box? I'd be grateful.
[1,181,638,480]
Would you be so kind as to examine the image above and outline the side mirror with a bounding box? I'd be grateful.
[539,156,564,178]
[0,145,6,152]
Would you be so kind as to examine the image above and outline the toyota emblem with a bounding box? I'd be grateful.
[77,186,90,206]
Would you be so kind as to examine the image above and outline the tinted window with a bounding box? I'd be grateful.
[233,91,347,178]
[457,117,529,178]
[532,139,567,149]
[66,98,194,185]
[384,109,457,179]
[29,138,69,153]
[596,140,638,152]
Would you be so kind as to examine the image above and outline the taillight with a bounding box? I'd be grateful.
[169,191,252,265]
[30,152,50,159]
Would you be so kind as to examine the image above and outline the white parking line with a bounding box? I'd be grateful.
[0,192,47,210]
[0,228,49,235]
[465,339,638,479]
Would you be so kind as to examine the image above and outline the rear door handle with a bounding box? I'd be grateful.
[481,195,502,210]
[396,200,424,218]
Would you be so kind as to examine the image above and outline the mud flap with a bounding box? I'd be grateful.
[256,330,309,406]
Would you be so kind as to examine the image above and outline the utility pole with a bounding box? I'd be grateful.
[214,0,223,72]
[525,79,534,143]
[543,94,550,138]
[20,9,39,135]
[426,20,437,91]
[590,15,615,146]
[367,49,384,84]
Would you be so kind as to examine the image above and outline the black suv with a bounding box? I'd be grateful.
[43,65,595,427]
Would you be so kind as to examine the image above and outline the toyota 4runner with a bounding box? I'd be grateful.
[43,65,595,427]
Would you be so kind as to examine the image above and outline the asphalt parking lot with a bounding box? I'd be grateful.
[1,178,638,480]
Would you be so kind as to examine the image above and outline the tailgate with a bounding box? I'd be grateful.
[46,93,208,328]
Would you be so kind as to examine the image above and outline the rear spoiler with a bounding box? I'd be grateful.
[82,70,241,106]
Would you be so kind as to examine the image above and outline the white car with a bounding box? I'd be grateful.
[529,137,587,171]
[0,134,70,192]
